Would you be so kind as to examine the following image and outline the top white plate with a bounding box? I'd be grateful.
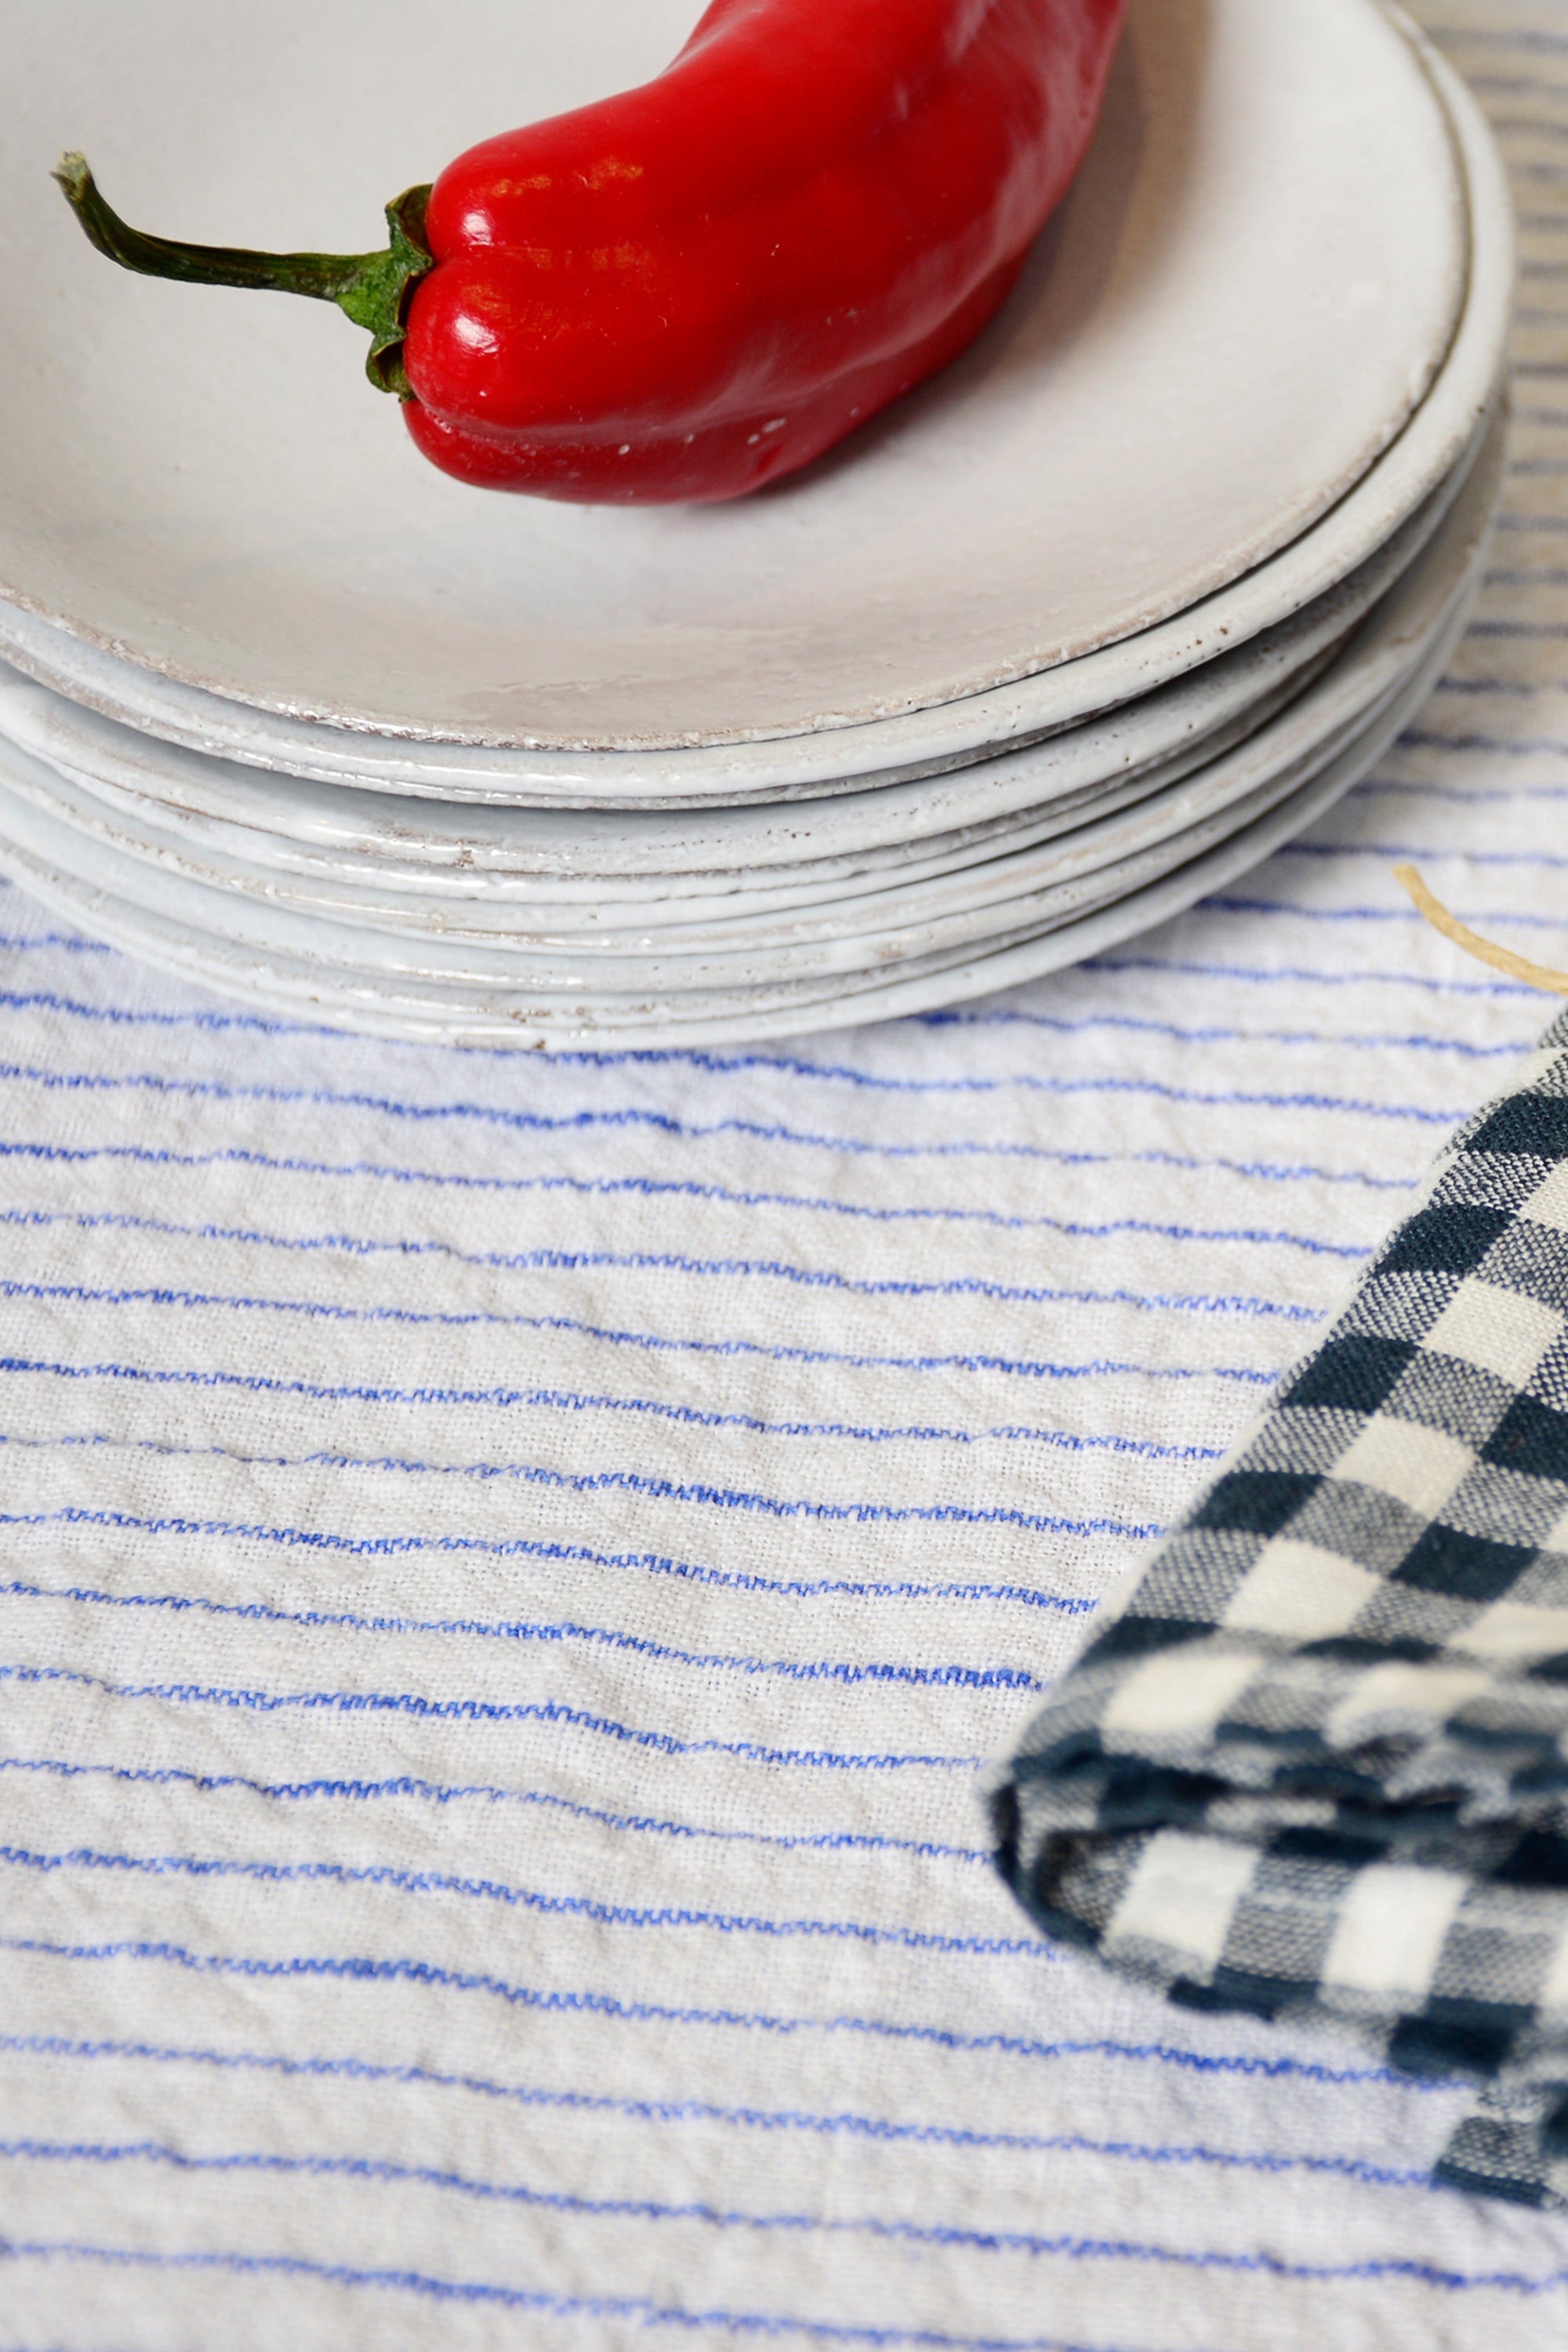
[0,0,1466,752]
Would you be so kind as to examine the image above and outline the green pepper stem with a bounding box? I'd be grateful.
[52,152,434,394]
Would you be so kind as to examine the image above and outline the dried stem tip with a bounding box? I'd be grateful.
[51,151,434,394]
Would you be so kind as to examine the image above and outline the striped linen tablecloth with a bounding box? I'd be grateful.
[2,7,1567,2347]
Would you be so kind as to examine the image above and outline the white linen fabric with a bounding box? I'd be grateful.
[1,7,1566,2346]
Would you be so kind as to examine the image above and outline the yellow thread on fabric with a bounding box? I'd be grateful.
[1395,863,1568,998]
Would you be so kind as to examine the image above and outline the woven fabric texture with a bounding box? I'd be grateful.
[997,1006,1568,2210]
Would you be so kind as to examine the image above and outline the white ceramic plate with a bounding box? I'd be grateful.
[0,0,1486,787]
[0,404,1500,971]
[0,658,1329,938]
[0,597,1472,1048]
[0,437,1476,913]
[0,441,1493,1014]
[0,659,1417,994]
[0,404,1494,916]
[0,666,1367,981]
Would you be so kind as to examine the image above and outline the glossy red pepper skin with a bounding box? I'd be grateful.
[403,0,1126,503]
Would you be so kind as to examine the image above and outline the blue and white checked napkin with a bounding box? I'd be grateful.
[1,7,1567,2347]
[996,1004,1568,2214]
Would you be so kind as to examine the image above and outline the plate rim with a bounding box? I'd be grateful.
[0,612,1472,1047]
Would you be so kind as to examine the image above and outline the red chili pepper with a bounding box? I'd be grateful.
[56,0,1124,506]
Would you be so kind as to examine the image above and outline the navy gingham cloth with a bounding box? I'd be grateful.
[996,1004,1568,2210]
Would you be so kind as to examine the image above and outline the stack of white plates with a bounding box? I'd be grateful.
[0,0,1513,1048]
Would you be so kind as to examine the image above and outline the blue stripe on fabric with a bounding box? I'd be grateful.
[0,1847,1046,1958]
[0,2132,1440,2220]
[0,1214,1363,1289]
[1202,898,1568,930]
[0,1271,1330,1333]
[0,1348,1283,1401]
[0,1436,1159,1542]
[0,2032,1450,2151]
[0,2238,1254,2350]
[0,1570,1087,1672]
[374,1040,1506,1098]
[0,987,337,1037]
[0,1377,1224,1454]
[0,936,109,953]
[0,1626,1041,1700]
[2,2230,1564,2299]
[0,1760,993,1865]
[0,1497,1149,1574]
[0,1936,1454,2085]
[1083,956,1533,1004]
[0,1158,1374,1258]
[1352,780,1568,807]
[1390,735,1568,761]
[0,1667,987,1771]
[0,1052,1472,1127]
[0,1574,1051,1680]
[1277,842,1568,869]
[0,1131,1426,1196]
[921,1010,1534,1059]
[0,979,1526,1073]
[0,1430,1175,1543]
